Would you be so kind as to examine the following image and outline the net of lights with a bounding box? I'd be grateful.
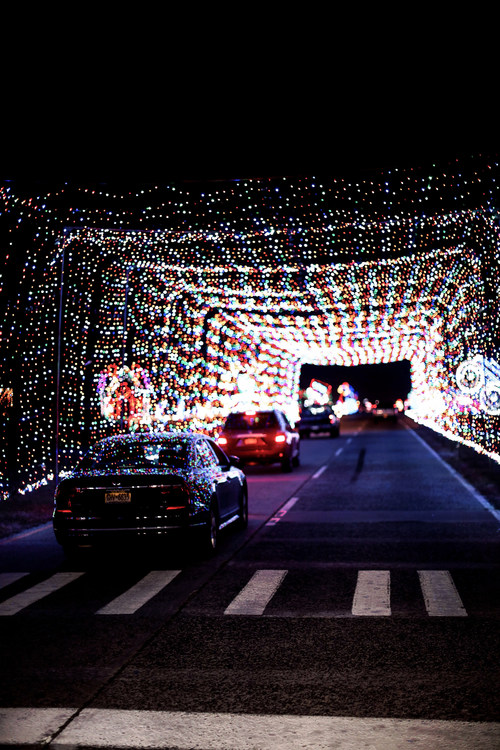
[0,157,499,497]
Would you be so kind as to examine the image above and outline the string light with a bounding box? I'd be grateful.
[1,155,499,496]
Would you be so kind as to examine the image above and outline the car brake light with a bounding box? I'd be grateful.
[218,436,228,446]
[55,486,76,510]
[275,434,286,443]
[160,483,191,507]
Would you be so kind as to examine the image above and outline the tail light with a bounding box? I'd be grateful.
[217,436,228,446]
[160,482,191,509]
[54,486,77,512]
[275,433,286,443]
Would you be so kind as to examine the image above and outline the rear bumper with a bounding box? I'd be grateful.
[53,509,208,545]
[228,447,291,465]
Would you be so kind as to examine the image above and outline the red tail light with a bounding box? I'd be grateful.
[160,482,191,508]
[275,433,286,443]
[55,486,76,510]
[218,436,228,446]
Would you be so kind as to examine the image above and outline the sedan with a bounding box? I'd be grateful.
[217,409,300,472]
[53,432,248,557]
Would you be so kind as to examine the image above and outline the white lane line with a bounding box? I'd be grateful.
[266,497,299,526]
[352,570,391,616]
[335,447,343,456]
[0,572,29,590]
[418,570,467,617]
[224,570,287,616]
[0,572,84,616]
[405,421,500,522]
[97,570,181,615]
[30,708,498,749]
[312,465,328,479]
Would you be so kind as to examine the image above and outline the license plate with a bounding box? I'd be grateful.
[244,437,258,445]
[105,490,131,504]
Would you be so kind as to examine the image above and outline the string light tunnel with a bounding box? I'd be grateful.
[1,156,499,497]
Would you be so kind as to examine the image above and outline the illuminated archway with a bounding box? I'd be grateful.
[1,163,499,495]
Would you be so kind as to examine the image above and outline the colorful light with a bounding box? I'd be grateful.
[1,155,499,496]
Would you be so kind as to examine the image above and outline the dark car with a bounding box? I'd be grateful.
[298,405,340,438]
[371,399,398,421]
[217,409,300,472]
[53,432,248,557]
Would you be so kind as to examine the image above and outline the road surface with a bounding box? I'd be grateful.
[0,416,499,748]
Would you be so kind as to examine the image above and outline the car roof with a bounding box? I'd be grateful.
[93,432,211,447]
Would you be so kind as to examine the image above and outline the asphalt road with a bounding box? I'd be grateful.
[0,416,499,749]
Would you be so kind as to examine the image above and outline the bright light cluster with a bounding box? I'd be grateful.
[1,157,499,496]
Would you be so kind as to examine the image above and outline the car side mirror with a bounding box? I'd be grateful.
[228,455,241,468]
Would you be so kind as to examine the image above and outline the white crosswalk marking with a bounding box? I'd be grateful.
[0,572,29,590]
[224,570,287,615]
[97,570,181,615]
[352,570,391,616]
[0,569,476,618]
[418,570,467,617]
[0,572,84,616]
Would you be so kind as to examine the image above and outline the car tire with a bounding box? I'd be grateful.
[201,502,219,555]
[292,451,300,468]
[330,427,340,438]
[281,454,293,472]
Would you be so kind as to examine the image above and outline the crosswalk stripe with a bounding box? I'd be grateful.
[418,570,467,617]
[0,570,475,618]
[0,572,29,590]
[0,572,84,616]
[96,570,181,615]
[352,570,391,616]
[224,570,287,615]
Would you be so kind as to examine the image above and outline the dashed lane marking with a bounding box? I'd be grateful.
[96,570,181,615]
[265,497,299,526]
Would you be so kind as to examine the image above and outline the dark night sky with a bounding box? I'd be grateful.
[300,361,412,403]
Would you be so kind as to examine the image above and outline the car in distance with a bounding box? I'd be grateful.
[217,409,300,472]
[53,432,248,557]
[298,404,340,438]
[371,399,399,421]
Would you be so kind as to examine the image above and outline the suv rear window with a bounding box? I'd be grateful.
[224,411,279,431]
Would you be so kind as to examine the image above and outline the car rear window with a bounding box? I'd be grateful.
[79,439,189,470]
[224,412,279,431]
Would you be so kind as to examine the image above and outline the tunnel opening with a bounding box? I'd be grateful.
[299,361,412,409]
